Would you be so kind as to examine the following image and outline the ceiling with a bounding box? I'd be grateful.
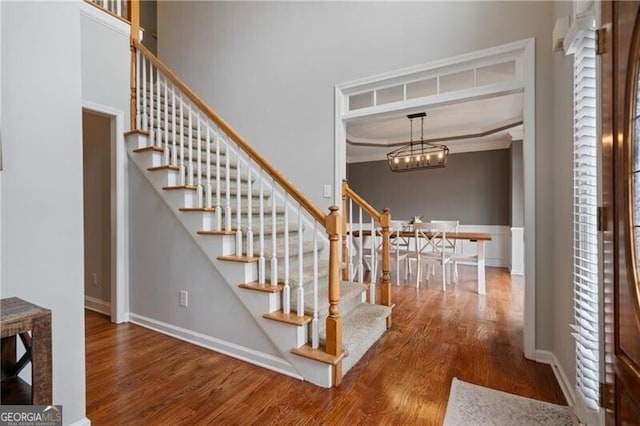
[346,92,524,164]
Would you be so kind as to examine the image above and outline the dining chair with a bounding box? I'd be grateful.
[365,220,411,286]
[410,221,455,291]
[430,219,460,282]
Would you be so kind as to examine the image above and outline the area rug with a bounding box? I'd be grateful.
[443,378,579,425]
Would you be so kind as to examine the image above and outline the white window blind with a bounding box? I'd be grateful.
[570,29,599,412]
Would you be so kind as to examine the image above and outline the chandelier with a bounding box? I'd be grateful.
[387,112,449,172]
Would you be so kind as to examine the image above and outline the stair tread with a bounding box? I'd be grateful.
[197,230,235,236]
[180,207,216,212]
[163,185,197,191]
[239,281,284,293]
[263,310,312,326]
[217,255,259,263]
[291,344,345,365]
[320,303,392,351]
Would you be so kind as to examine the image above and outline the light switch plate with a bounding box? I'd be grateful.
[323,184,332,198]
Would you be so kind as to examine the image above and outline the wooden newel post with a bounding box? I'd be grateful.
[341,180,349,281]
[380,209,392,326]
[129,0,140,130]
[325,206,343,357]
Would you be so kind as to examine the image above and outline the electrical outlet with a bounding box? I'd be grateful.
[91,272,98,286]
[180,290,188,307]
[323,184,332,198]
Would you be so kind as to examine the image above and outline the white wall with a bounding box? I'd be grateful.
[80,8,130,122]
[1,2,86,424]
[128,165,282,356]
[157,1,559,351]
[551,0,578,396]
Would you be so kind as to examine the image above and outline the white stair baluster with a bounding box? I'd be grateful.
[205,125,213,210]
[115,0,121,17]
[283,195,290,314]
[297,205,304,317]
[246,164,253,258]
[258,173,265,284]
[163,75,169,164]
[311,221,319,349]
[196,114,203,207]
[141,57,147,130]
[235,150,242,257]
[149,65,154,146]
[348,198,354,281]
[270,181,278,286]
[215,132,222,229]
[178,94,185,185]
[358,206,364,284]
[156,70,161,149]
[369,216,376,304]
[135,50,141,129]
[171,86,177,167]
[187,105,194,187]
[225,139,231,232]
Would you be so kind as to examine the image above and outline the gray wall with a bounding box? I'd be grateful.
[140,0,157,55]
[511,140,524,227]
[128,165,282,356]
[551,0,577,396]
[347,149,511,225]
[83,111,111,303]
[1,2,86,423]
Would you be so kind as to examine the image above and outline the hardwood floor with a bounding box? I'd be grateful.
[85,267,566,425]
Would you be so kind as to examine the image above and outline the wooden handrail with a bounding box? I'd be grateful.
[133,39,327,227]
[342,181,381,222]
[341,181,392,317]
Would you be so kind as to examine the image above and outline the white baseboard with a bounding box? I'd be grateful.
[68,416,91,426]
[128,313,303,381]
[535,349,576,406]
[84,296,111,316]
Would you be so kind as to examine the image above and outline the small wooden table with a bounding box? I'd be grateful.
[0,297,52,405]
[350,229,492,294]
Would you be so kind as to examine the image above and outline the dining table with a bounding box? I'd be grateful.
[348,228,493,295]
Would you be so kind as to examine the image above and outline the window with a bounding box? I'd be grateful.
[569,29,600,413]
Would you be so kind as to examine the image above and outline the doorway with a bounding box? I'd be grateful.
[81,105,127,324]
[82,111,112,317]
[334,38,536,358]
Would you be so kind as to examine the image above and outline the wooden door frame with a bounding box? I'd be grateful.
[601,1,640,422]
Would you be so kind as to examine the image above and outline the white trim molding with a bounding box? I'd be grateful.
[128,313,304,381]
[535,350,576,407]
[84,296,111,316]
[81,100,128,324]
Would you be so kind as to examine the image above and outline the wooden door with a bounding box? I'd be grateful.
[602,1,640,424]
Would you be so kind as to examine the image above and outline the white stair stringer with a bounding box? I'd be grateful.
[127,132,336,387]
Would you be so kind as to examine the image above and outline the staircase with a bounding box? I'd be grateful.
[125,39,393,387]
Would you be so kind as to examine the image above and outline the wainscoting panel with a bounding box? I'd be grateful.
[457,225,510,268]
